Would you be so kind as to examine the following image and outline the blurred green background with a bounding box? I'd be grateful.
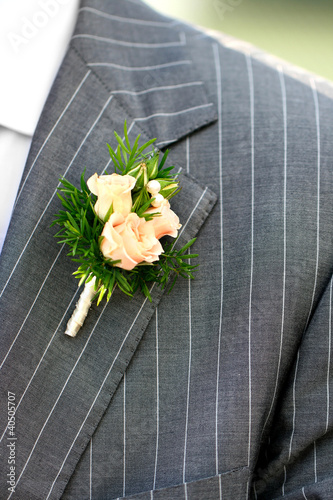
[143,0,333,81]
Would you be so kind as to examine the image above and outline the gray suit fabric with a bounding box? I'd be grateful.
[1,1,333,499]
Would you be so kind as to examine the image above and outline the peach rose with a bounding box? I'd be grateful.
[145,199,181,239]
[87,173,136,220]
[100,212,163,271]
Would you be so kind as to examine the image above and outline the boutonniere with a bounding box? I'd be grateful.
[52,121,198,337]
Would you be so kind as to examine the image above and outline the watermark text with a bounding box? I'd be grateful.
[7,392,16,494]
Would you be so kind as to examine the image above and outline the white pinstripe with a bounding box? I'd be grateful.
[304,78,320,329]
[219,474,222,500]
[123,372,126,498]
[246,53,254,468]
[282,464,287,495]
[0,94,113,300]
[213,42,223,476]
[261,67,288,436]
[186,137,190,175]
[184,482,188,500]
[7,299,110,500]
[246,480,250,499]
[155,139,176,148]
[0,244,65,370]
[72,33,185,48]
[253,480,257,500]
[176,188,208,244]
[117,104,213,152]
[326,277,333,432]
[288,349,300,460]
[90,437,93,499]
[79,6,175,27]
[183,139,192,485]
[302,487,309,500]
[14,70,91,208]
[134,103,214,123]
[314,440,317,483]
[153,309,159,490]
[88,60,191,72]
[0,285,80,444]
[111,81,204,96]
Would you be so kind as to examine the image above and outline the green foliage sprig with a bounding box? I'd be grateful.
[52,122,198,305]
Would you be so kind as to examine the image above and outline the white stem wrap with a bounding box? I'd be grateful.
[65,277,97,337]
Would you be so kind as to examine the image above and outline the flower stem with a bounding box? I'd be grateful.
[65,277,97,337]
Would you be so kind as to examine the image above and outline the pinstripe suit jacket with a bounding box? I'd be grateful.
[1,1,333,499]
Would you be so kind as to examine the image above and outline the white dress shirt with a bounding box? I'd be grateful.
[0,0,80,253]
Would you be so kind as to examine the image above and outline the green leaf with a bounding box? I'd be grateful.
[59,178,77,191]
[97,285,107,306]
[107,143,123,173]
[115,270,132,293]
[115,144,124,170]
[78,269,90,287]
[136,138,156,157]
[124,120,131,150]
[168,276,178,294]
[136,197,155,218]
[165,187,182,201]
[103,202,114,223]
[141,280,152,301]
[80,169,88,192]
[158,149,170,170]
[106,272,116,301]
[114,131,130,155]
[127,134,140,166]
[157,166,175,178]
[66,212,80,232]
[178,238,197,254]
[178,253,199,260]
[56,192,72,210]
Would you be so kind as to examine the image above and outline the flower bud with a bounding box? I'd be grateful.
[146,155,159,178]
[147,180,161,195]
[131,163,147,189]
[157,179,179,199]
[151,193,164,207]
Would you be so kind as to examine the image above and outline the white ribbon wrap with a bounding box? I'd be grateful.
[65,277,97,337]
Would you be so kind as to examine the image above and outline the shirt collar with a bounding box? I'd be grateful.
[0,0,80,136]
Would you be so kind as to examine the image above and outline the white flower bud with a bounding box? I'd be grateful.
[151,193,164,207]
[147,180,161,195]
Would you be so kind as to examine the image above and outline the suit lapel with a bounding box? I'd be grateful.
[0,1,217,498]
